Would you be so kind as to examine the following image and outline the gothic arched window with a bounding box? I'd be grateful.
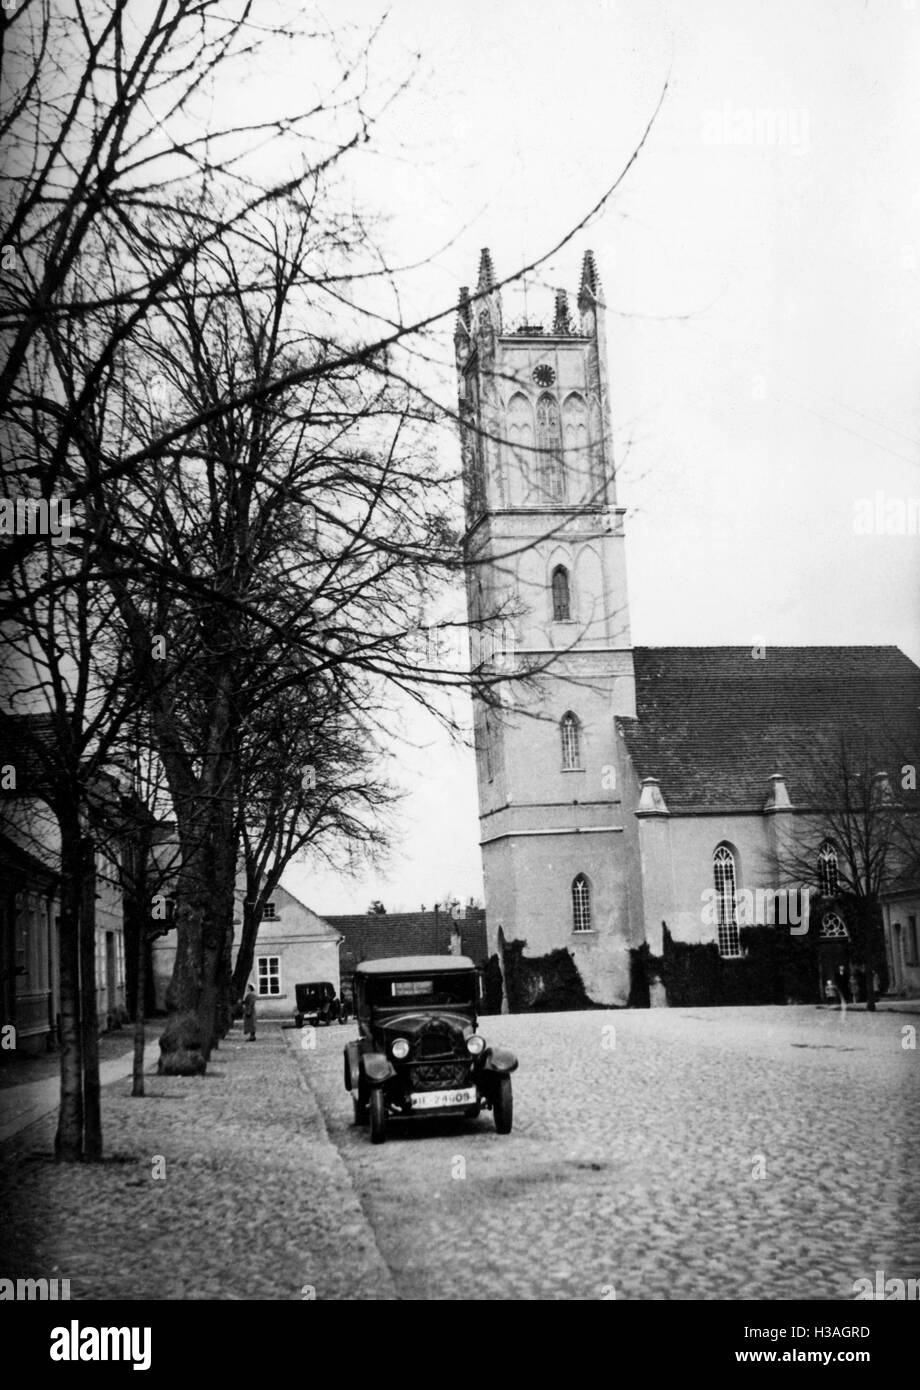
[560,712,581,770]
[506,392,534,505]
[820,912,848,939]
[536,392,564,502]
[563,392,588,496]
[572,874,592,932]
[551,565,571,621]
[713,844,740,958]
[818,841,839,897]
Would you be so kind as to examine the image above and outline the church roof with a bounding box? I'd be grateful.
[324,908,489,975]
[619,646,920,812]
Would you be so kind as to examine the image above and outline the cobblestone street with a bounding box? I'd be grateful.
[295,1004,920,1301]
[0,1004,917,1301]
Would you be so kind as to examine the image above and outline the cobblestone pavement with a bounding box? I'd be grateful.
[292,1005,920,1301]
[0,1024,396,1300]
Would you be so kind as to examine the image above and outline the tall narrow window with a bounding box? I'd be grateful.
[563,392,589,496]
[818,841,839,897]
[484,715,494,783]
[470,440,486,514]
[536,392,564,501]
[466,375,486,514]
[572,874,592,932]
[560,712,581,770]
[552,565,571,621]
[713,845,740,958]
[506,392,534,506]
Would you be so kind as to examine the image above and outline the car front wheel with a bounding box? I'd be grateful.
[369,1087,387,1144]
[493,1076,513,1134]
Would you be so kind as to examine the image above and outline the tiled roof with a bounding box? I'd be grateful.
[619,646,920,811]
[326,909,489,971]
[0,829,59,885]
[0,712,59,793]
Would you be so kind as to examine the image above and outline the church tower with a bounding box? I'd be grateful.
[455,250,638,1006]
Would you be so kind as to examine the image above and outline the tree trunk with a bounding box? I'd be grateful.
[132,925,147,1097]
[862,900,877,1013]
[123,829,151,1022]
[54,822,84,1161]
[209,810,237,1050]
[232,898,261,1001]
[79,837,102,1160]
[159,881,207,1075]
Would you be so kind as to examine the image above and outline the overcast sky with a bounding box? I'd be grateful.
[282,0,920,915]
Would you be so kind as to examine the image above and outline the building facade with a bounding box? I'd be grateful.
[456,250,920,1009]
[455,250,640,1006]
[0,714,130,1052]
[243,886,342,1020]
[0,833,59,1056]
[151,881,341,1020]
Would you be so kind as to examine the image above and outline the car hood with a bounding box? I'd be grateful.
[376,1012,473,1040]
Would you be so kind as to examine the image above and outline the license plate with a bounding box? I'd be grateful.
[409,1086,477,1110]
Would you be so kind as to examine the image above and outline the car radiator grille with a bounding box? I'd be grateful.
[418,1032,452,1058]
[408,1062,472,1092]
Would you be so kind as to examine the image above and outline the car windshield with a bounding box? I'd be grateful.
[365,973,476,1011]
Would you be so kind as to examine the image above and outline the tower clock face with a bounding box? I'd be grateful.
[532,364,555,387]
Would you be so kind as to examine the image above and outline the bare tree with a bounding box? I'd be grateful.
[775,730,920,1012]
[231,675,396,1003]
[1,0,668,1136]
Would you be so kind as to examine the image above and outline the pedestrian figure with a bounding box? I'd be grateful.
[835,963,850,1004]
[243,984,257,1040]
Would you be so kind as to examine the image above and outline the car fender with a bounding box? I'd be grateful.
[344,1041,361,1093]
[362,1051,395,1086]
[482,1047,518,1075]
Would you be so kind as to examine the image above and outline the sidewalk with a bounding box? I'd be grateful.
[0,1021,396,1300]
[0,1040,162,1144]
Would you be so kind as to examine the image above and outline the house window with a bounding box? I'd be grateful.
[906,915,918,966]
[262,902,277,920]
[820,912,848,940]
[560,712,581,770]
[818,841,839,897]
[482,715,494,783]
[572,874,592,932]
[551,565,571,621]
[257,956,281,996]
[713,845,741,958]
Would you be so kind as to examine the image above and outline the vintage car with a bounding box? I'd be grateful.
[294,980,345,1029]
[343,955,518,1144]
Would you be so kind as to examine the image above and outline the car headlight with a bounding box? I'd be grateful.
[391,1037,410,1060]
[467,1034,485,1056]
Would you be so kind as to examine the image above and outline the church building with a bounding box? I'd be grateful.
[454,250,920,1010]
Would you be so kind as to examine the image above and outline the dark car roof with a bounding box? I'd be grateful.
[354,955,476,976]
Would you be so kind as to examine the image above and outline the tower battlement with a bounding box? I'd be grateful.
[454,249,604,355]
